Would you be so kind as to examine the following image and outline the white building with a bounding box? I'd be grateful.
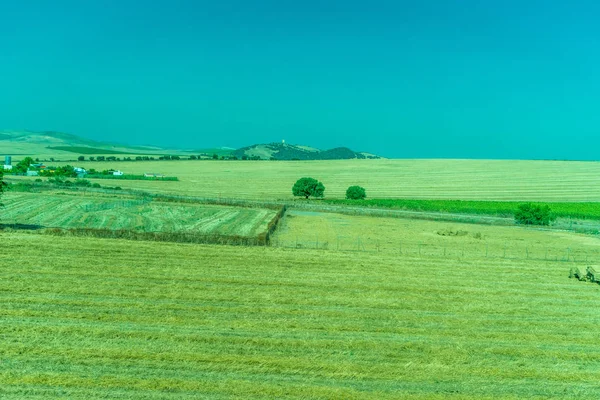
[3,165,13,171]
[113,170,124,176]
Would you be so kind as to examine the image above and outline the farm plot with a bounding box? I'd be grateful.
[273,210,600,262]
[42,158,600,201]
[2,233,600,399]
[0,193,275,237]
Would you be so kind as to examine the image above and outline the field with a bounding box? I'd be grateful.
[2,233,600,399]
[274,210,600,261]
[324,199,600,220]
[0,193,275,237]
[28,158,600,201]
[4,157,600,398]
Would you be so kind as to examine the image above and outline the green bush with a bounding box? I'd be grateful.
[292,177,325,199]
[91,183,101,188]
[514,203,555,225]
[346,185,366,200]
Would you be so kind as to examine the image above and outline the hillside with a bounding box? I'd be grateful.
[0,130,172,158]
[232,142,380,160]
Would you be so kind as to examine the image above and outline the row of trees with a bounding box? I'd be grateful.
[75,154,261,162]
[292,177,366,200]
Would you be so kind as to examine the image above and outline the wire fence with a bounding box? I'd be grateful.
[271,235,599,264]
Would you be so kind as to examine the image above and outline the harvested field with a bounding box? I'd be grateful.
[0,193,275,237]
[1,234,600,398]
[26,158,600,201]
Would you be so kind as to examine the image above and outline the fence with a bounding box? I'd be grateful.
[271,234,599,263]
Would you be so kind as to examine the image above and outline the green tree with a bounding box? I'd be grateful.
[514,203,556,226]
[78,156,85,162]
[292,177,325,199]
[212,154,219,160]
[0,168,5,204]
[346,185,366,200]
[15,157,35,174]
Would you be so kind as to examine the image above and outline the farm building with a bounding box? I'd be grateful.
[26,170,39,177]
[3,165,13,171]
[113,170,124,176]
[144,173,165,178]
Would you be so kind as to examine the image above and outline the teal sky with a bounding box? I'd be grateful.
[1,1,599,159]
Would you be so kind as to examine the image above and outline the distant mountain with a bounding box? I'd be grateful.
[232,142,380,160]
[0,130,176,157]
[0,130,378,161]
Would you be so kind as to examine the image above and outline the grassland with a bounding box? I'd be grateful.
[325,199,600,220]
[2,233,600,399]
[274,210,600,261]
[28,158,600,201]
[47,146,135,155]
[0,193,275,237]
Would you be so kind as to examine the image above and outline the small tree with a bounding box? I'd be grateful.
[0,168,5,205]
[78,156,85,161]
[292,177,325,199]
[346,185,366,200]
[212,154,219,160]
[514,203,555,226]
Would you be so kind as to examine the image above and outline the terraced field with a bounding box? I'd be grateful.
[32,158,600,201]
[0,193,275,236]
[2,233,600,399]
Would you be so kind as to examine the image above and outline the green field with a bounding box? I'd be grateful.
[2,233,600,399]
[0,193,275,237]
[324,199,600,220]
[47,146,136,155]
[31,158,600,201]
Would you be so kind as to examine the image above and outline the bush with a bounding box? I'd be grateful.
[91,183,101,188]
[346,185,366,200]
[514,203,556,225]
[74,178,91,187]
[292,177,325,199]
[78,156,85,161]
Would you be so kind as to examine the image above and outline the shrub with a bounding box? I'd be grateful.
[514,203,556,225]
[346,185,366,200]
[78,156,85,161]
[74,178,91,187]
[292,177,325,199]
[92,183,101,188]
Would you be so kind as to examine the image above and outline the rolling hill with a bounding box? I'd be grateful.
[0,130,379,161]
[232,142,380,160]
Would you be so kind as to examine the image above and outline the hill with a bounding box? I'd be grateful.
[0,130,172,158]
[232,142,380,160]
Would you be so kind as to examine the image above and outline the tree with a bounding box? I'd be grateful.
[15,157,34,174]
[346,185,366,200]
[89,156,95,161]
[0,168,5,204]
[292,177,325,199]
[189,155,197,160]
[78,156,85,161]
[96,156,105,161]
[212,154,219,160]
[514,203,556,226]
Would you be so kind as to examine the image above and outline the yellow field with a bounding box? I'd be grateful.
[32,158,600,201]
[2,233,600,399]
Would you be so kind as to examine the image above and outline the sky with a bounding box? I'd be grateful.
[1,0,599,159]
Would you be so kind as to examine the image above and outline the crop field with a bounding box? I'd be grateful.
[0,193,275,237]
[2,233,600,399]
[324,198,600,220]
[35,158,600,201]
[274,210,600,262]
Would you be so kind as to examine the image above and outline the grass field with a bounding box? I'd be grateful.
[2,233,600,399]
[34,158,600,201]
[324,199,600,220]
[0,193,275,237]
[274,210,600,262]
